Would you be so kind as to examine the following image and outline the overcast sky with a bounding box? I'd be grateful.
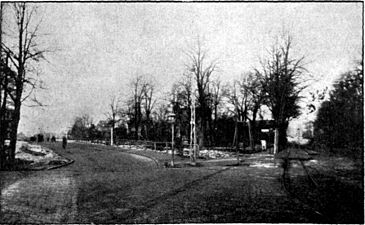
[4,2,362,135]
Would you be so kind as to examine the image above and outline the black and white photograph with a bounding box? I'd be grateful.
[0,1,363,223]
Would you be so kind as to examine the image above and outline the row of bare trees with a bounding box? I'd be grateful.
[169,34,307,152]
[1,3,311,170]
[73,34,308,154]
[94,74,159,143]
[68,74,170,144]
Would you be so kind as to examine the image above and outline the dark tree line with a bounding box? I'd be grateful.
[314,62,363,156]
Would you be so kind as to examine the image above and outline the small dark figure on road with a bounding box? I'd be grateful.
[51,136,56,142]
[62,136,67,149]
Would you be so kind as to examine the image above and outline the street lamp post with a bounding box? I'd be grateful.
[167,112,176,167]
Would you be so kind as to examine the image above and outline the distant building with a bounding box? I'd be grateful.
[251,120,276,146]
[235,120,276,148]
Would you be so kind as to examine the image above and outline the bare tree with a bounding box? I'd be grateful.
[210,78,225,144]
[174,72,193,112]
[142,76,157,140]
[0,39,17,169]
[257,34,308,152]
[152,101,169,122]
[105,95,122,145]
[1,3,49,167]
[127,74,148,140]
[219,72,266,150]
[223,78,250,152]
[1,4,16,169]
[185,39,218,147]
[225,78,250,122]
[170,72,193,141]
[242,71,266,150]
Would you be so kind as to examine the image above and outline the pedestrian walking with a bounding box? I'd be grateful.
[62,136,67,149]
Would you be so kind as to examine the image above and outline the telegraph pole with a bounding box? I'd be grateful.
[110,126,114,146]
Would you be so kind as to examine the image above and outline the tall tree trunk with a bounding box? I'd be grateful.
[278,122,288,151]
[235,120,240,164]
[0,2,3,170]
[8,3,25,167]
[134,101,140,140]
[146,110,151,140]
[198,120,205,148]
[0,80,9,169]
[251,105,260,151]
[9,97,21,166]
[0,61,9,169]
[197,100,206,148]
[247,120,254,151]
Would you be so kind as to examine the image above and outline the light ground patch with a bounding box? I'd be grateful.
[1,172,77,223]
[128,153,155,163]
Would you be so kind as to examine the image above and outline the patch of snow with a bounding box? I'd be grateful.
[249,162,278,168]
[129,154,154,163]
[199,150,232,159]
[166,150,178,155]
[305,159,319,166]
[14,142,61,164]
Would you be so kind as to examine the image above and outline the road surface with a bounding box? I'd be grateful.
[0,142,360,223]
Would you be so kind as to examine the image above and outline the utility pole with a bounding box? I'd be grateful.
[232,86,240,164]
[110,126,114,146]
[274,128,279,154]
[171,120,175,166]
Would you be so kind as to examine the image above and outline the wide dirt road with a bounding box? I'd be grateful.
[0,142,346,223]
